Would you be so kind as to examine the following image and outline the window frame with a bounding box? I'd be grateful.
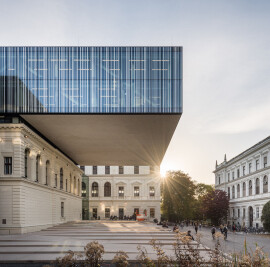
[4,157,12,175]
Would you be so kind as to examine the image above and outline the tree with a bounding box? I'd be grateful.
[193,183,214,220]
[201,189,229,225]
[161,171,196,222]
[261,201,270,232]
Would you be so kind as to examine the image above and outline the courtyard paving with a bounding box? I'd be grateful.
[179,225,270,256]
[0,221,209,265]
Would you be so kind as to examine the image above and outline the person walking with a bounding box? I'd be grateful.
[223,225,228,240]
[232,223,236,234]
[211,225,216,240]
[194,223,198,234]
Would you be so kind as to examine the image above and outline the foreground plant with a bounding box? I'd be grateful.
[173,231,205,266]
[112,250,129,267]
[231,238,270,267]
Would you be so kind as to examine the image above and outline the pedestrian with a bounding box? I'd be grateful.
[219,224,224,234]
[186,230,194,240]
[211,225,216,239]
[223,224,228,240]
[194,223,198,234]
[199,223,202,230]
[173,224,179,232]
[232,223,236,233]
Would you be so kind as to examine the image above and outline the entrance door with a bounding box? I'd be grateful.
[134,208,139,215]
[93,208,97,219]
[119,208,124,219]
[249,206,253,227]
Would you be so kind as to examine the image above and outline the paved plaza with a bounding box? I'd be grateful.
[0,221,209,265]
[179,225,270,256]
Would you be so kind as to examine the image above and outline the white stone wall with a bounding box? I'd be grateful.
[214,137,270,227]
[86,170,161,221]
[0,124,83,234]
[85,166,152,175]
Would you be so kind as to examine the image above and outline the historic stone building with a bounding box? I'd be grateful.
[0,121,82,234]
[214,136,270,228]
[82,166,160,221]
[0,46,182,234]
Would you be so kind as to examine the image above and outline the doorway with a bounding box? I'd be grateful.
[249,206,253,227]
[119,208,124,219]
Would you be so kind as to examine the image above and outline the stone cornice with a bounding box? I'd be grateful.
[0,177,82,199]
[0,123,83,175]
[214,136,270,173]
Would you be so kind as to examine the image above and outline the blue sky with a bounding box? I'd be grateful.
[1,0,270,184]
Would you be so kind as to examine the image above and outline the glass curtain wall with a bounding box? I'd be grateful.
[0,46,182,114]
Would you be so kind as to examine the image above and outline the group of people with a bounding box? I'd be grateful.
[211,224,228,240]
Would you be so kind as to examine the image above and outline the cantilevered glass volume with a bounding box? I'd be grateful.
[0,46,182,114]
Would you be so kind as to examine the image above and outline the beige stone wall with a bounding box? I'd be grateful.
[0,124,83,234]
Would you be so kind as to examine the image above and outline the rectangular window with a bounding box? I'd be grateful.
[256,160,259,171]
[256,207,259,218]
[249,163,252,173]
[232,171,235,180]
[228,173,230,182]
[150,208,155,218]
[243,166,245,176]
[105,166,110,175]
[243,208,245,218]
[105,208,110,218]
[119,166,124,174]
[118,186,124,197]
[134,186,140,197]
[61,202,64,217]
[237,169,240,178]
[134,166,139,174]
[264,156,267,168]
[93,166,97,175]
[233,209,235,218]
[238,209,240,218]
[149,186,155,197]
[4,157,12,175]
[55,174,57,187]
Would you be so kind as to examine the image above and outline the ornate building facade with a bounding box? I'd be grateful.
[82,166,160,221]
[0,121,82,234]
[214,136,270,228]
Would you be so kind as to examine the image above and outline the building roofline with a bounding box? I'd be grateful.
[214,135,270,172]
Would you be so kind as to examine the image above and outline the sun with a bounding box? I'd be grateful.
[160,164,168,178]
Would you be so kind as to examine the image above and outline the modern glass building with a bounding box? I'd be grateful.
[0,46,182,166]
[0,47,182,114]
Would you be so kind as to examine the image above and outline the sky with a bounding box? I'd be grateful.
[0,0,270,184]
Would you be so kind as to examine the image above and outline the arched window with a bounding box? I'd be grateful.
[237,184,240,198]
[92,182,98,197]
[74,177,76,194]
[232,186,235,199]
[263,176,268,193]
[60,168,63,189]
[36,155,40,182]
[256,178,260,194]
[24,149,30,178]
[104,182,111,197]
[45,160,50,185]
[249,180,252,196]
[243,182,246,197]
[82,182,87,197]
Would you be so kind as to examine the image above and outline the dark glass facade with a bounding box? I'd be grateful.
[0,47,182,114]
